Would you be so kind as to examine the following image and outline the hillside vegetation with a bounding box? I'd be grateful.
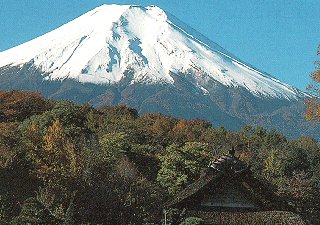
[0,90,319,224]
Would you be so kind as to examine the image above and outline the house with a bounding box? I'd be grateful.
[165,153,305,225]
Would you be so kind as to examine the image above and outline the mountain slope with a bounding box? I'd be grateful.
[0,4,305,99]
[0,4,317,139]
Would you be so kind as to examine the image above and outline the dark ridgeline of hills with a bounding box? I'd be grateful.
[0,4,318,139]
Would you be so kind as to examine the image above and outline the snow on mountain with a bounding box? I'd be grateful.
[0,4,304,100]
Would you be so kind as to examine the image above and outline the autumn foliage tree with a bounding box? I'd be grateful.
[31,119,79,183]
[306,45,320,122]
[0,90,52,122]
[172,119,212,144]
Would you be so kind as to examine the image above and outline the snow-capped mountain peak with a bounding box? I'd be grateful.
[0,4,304,100]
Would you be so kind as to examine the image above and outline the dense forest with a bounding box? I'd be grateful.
[0,90,320,224]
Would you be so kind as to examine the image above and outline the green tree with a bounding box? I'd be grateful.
[263,148,285,180]
[180,217,204,225]
[0,122,20,169]
[284,146,310,176]
[99,132,131,164]
[278,172,318,221]
[19,100,93,139]
[157,142,210,195]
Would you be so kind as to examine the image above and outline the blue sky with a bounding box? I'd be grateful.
[0,0,319,90]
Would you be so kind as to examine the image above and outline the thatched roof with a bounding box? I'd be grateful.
[166,170,223,207]
[186,210,306,225]
[166,154,289,211]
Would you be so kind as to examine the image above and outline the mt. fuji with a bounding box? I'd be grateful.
[0,5,316,138]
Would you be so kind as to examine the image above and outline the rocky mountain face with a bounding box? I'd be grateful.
[0,4,317,139]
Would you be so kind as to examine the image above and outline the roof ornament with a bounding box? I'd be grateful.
[209,147,248,174]
[229,146,235,157]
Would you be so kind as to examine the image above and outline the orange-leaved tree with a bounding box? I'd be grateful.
[306,45,320,122]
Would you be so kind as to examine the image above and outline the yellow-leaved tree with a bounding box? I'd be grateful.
[41,119,79,183]
[22,119,80,223]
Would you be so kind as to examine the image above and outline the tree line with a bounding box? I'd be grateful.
[0,90,319,224]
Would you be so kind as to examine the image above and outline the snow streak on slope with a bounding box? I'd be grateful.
[0,4,304,100]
